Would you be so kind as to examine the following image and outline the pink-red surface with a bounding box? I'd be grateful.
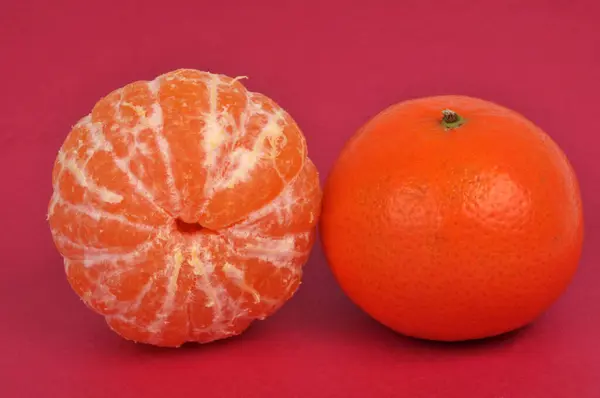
[1,1,599,397]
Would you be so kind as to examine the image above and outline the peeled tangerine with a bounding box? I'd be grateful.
[47,69,322,347]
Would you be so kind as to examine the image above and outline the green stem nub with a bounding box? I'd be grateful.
[441,109,465,130]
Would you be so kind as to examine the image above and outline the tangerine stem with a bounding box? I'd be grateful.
[441,109,466,130]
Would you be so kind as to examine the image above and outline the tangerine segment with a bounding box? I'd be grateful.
[230,158,321,236]
[48,69,321,347]
[201,92,306,230]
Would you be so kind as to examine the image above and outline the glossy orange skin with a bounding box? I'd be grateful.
[320,95,584,341]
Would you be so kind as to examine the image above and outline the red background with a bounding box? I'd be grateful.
[2,1,599,397]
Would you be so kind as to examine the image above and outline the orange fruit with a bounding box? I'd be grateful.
[47,69,322,347]
[320,95,584,342]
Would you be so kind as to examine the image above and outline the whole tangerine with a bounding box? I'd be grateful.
[320,95,584,341]
[47,69,321,347]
